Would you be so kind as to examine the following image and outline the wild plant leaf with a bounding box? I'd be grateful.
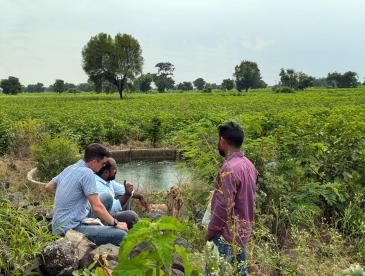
[150,231,176,270]
[175,245,192,275]
[156,216,185,231]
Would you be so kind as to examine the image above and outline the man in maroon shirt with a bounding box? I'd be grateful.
[206,122,257,275]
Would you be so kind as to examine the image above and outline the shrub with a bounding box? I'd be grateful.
[272,85,295,93]
[0,119,13,155]
[31,136,80,181]
[11,119,45,158]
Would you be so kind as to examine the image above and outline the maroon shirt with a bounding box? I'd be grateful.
[207,151,257,246]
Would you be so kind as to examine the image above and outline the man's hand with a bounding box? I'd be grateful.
[115,221,128,232]
[123,180,134,195]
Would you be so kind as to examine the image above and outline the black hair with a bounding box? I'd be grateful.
[84,143,110,162]
[96,159,112,177]
[218,122,244,148]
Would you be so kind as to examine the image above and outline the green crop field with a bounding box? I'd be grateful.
[1,88,365,274]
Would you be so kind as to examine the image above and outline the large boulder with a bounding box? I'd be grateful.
[41,238,79,276]
[41,230,96,275]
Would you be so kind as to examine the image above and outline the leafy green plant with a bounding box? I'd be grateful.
[0,196,56,275]
[340,264,364,276]
[31,135,80,181]
[113,216,200,275]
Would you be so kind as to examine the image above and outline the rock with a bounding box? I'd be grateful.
[172,253,185,273]
[80,243,119,269]
[145,204,168,221]
[27,205,48,220]
[40,238,79,276]
[8,192,30,209]
[172,268,185,276]
[0,180,10,190]
[41,231,97,275]
[175,237,197,253]
[129,241,154,258]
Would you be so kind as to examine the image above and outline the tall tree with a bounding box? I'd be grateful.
[82,33,143,98]
[234,61,263,92]
[134,73,153,92]
[0,76,22,94]
[153,62,175,92]
[221,79,234,90]
[280,69,314,90]
[177,81,193,91]
[53,79,65,93]
[26,82,45,93]
[193,78,206,90]
[326,71,359,88]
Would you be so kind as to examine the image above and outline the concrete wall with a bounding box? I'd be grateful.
[110,148,177,163]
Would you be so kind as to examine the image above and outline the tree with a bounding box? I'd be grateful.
[177,81,193,91]
[297,72,314,90]
[77,82,94,92]
[134,74,153,92]
[82,33,143,99]
[221,79,234,90]
[153,62,175,92]
[0,76,22,94]
[279,69,314,90]
[234,61,263,92]
[193,78,206,90]
[53,79,65,93]
[26,82,45,93]
[279,69,298,89]
[326,71,359,88]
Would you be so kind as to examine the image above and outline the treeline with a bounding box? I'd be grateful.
[1,32,364,95]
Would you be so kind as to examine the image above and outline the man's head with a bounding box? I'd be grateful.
[217,122,244,157]
[84,143,111,172]
[97,157,117,181]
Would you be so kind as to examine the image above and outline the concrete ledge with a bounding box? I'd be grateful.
[28,148,178,185]
[111,148,177,163]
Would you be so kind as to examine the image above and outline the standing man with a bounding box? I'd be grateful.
[205,122,257,275]
[45,143,128,246]
[90,157,149,229]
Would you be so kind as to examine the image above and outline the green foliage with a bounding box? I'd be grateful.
[0,196,56,275]
[153,62,175,92]
[272,85,295,93]
[82,33,143,98]
[114,216,199,275]
[221,79,234,90]
[31,136,80,181]
[146,117,162,148]
[193,78,206,91]
[11,118,46,158]
[234,60,263,92]
[279,68,314,90]
[0,76,22,94]
[340,264,364,276]
[54,79,65,93]
[177,81,193,91]
[327,71,359,88]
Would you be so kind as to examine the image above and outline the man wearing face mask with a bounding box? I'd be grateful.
[88,157,148,229]
[205,122,257,276]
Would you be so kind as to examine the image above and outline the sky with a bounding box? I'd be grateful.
[1,0,365,86]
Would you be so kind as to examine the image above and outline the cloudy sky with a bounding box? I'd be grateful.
[1,0,364,86]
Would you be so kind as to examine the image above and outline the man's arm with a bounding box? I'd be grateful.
[87,194,128,232]
[45,181,57,194]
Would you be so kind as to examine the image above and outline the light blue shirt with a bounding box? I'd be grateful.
[95,175,126,212]
[52,160,98,235]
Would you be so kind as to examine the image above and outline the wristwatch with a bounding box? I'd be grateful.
[113,219,118,227]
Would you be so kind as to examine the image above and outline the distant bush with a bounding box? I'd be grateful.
[31,136,79,181]
[272,85,295,93]
[11,119,45,158]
